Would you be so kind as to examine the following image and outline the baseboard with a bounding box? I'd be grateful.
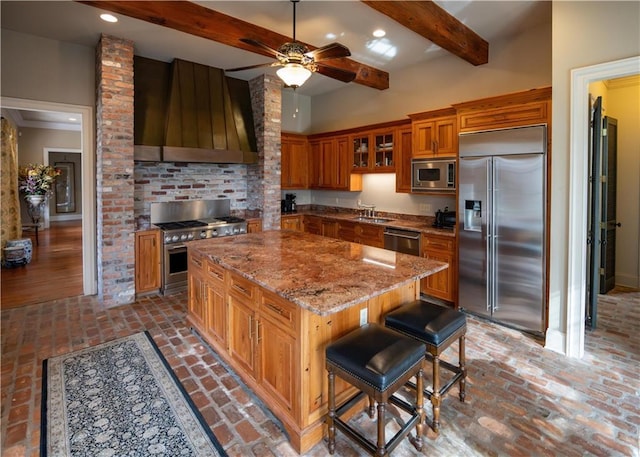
[615,273,639,289]
[544,328,566,356]
[50,214,82,222]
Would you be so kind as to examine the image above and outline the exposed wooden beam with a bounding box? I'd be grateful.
[362,0,489,66]
[78,0,389,90]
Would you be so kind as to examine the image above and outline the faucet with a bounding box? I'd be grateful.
[357,201,376,218]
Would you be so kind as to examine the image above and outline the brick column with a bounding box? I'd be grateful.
[96,34,135,307]
[248,75,281,230]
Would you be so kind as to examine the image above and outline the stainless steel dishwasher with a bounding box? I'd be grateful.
[383,227,421,256]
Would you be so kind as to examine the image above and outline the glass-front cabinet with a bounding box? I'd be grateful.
[351,129,394,173]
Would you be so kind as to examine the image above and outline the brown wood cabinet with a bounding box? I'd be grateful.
[246,219,262,233]
[205,261,227,346]
[281,214,304,232]
[395,125,413,193]
[409,108,458,158]
[350,129,396,173]
[303,215,337,238]
[188,250,207,329]
[281,133,308,189]
[135,229,161,294]
[308,136,362,191]
[454,87,552,133]
[420,233,457,303]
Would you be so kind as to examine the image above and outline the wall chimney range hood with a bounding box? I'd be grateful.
[134,56,258,164]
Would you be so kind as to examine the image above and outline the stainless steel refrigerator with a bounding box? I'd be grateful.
[458,125,546,334]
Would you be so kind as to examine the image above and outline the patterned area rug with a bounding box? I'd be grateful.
[41,331,227,456]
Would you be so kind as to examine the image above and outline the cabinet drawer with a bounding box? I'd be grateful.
[423,235,454,252]
[206,261,225,286]
[260,290,299,334]
[189,251,205,271]
[228,272,257,304]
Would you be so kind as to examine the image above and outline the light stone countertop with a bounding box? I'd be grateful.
[188,230,448,316]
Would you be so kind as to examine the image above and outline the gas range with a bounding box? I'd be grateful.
[154,216,247,245]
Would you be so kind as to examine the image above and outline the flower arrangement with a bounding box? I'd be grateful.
[18,163,61,196]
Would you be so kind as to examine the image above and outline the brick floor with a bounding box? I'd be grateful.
[1,289,639,456]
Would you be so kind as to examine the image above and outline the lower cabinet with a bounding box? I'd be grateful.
[135,229,161,294]
[188,251,207,329]
[281,214,304,231]
[421,233,457,303]
[247,219,262,233]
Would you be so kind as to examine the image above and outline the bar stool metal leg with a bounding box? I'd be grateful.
[459,334,467,402]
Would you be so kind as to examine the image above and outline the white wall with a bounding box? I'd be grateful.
[607,82,640,287]
[308,18,552,133]
[0,29,95,106]
[550,0,640,354]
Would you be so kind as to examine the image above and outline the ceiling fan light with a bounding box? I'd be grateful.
[277,64,312,88]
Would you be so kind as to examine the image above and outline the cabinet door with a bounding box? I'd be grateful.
[281,215,302,232]
[421,250,454,301]
[303,215,322,235]
[357,224,384,248]
[413,120,436,157]
[247,219,262,233]
[228,296,257,376]
[282,135,308,189]
[351,134,370,172]
[373,131,394,171]
[258,318,297,416]
[188,269,206,329]
[434,118,457,157]
[395,126,413,193]
[205,262,227,347]
[308,141,321,188]
[318,139,337,188]
[135,230,161,293]
[337,220,357,242]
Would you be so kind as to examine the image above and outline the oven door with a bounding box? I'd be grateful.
[162,243,188,294]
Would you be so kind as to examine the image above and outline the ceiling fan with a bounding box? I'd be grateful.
[226,0,356,88]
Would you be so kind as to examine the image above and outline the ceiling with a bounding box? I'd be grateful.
[2,0,552,97]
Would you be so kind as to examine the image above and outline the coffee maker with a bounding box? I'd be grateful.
[281,194,297,213]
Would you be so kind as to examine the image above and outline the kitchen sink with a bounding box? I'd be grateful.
[352,216,394,224]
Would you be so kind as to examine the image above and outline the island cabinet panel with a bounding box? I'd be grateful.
[421,234,457,303]
[205,261,227,347]
[187,251,207,330]
[228,271,259,377]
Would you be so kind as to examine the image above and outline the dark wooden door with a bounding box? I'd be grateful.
[600,116,619,293]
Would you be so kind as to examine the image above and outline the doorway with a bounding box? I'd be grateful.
[0,97,96,299]
[567,56,640,358]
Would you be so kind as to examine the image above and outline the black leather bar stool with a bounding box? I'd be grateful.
[325,323,425,456]
[385,299,467,433]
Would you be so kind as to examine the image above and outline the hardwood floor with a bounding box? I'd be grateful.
[1,220,83,309]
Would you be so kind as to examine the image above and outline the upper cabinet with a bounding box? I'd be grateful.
[308,135,362,191]
[281,133,308,189]
[395,125,413,194]
[453,87,552,133]
[351,129,396,173]
[409,108,458,158]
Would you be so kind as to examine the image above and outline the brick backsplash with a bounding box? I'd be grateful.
[134,162,248,217]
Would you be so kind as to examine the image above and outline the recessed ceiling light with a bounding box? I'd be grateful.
[373,29,386,38]
[326,32,337,40]
[100,13,118,23]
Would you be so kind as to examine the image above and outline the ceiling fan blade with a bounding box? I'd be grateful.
[240,38,284,58]
[305,42,351,61]
[315,63,357,83]
[226,62,278,72]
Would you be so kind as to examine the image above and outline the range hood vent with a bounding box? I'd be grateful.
[134,56,257,164]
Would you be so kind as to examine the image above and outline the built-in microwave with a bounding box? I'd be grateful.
[411,158,456,192]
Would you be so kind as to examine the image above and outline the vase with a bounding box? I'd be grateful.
[26,195,45,206]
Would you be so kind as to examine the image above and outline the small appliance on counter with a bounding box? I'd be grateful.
[433,207,456,228]
[281,193,297,213]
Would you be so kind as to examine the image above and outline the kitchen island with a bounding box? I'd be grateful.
[187,230,447,453]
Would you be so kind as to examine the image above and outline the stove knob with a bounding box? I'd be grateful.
[171,235,179,243]
[233,227,240,234]
[164,235,172,243]
[187,233,194,240]
[200,231,207,239]
[211,230,218,237]
[239,226,246,234]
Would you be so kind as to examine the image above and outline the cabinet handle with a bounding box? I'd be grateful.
[233,283,249,296]
[255,319,262,343]
[265,302,285,316]
[249,315,253,342]
[191,257,202,267]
